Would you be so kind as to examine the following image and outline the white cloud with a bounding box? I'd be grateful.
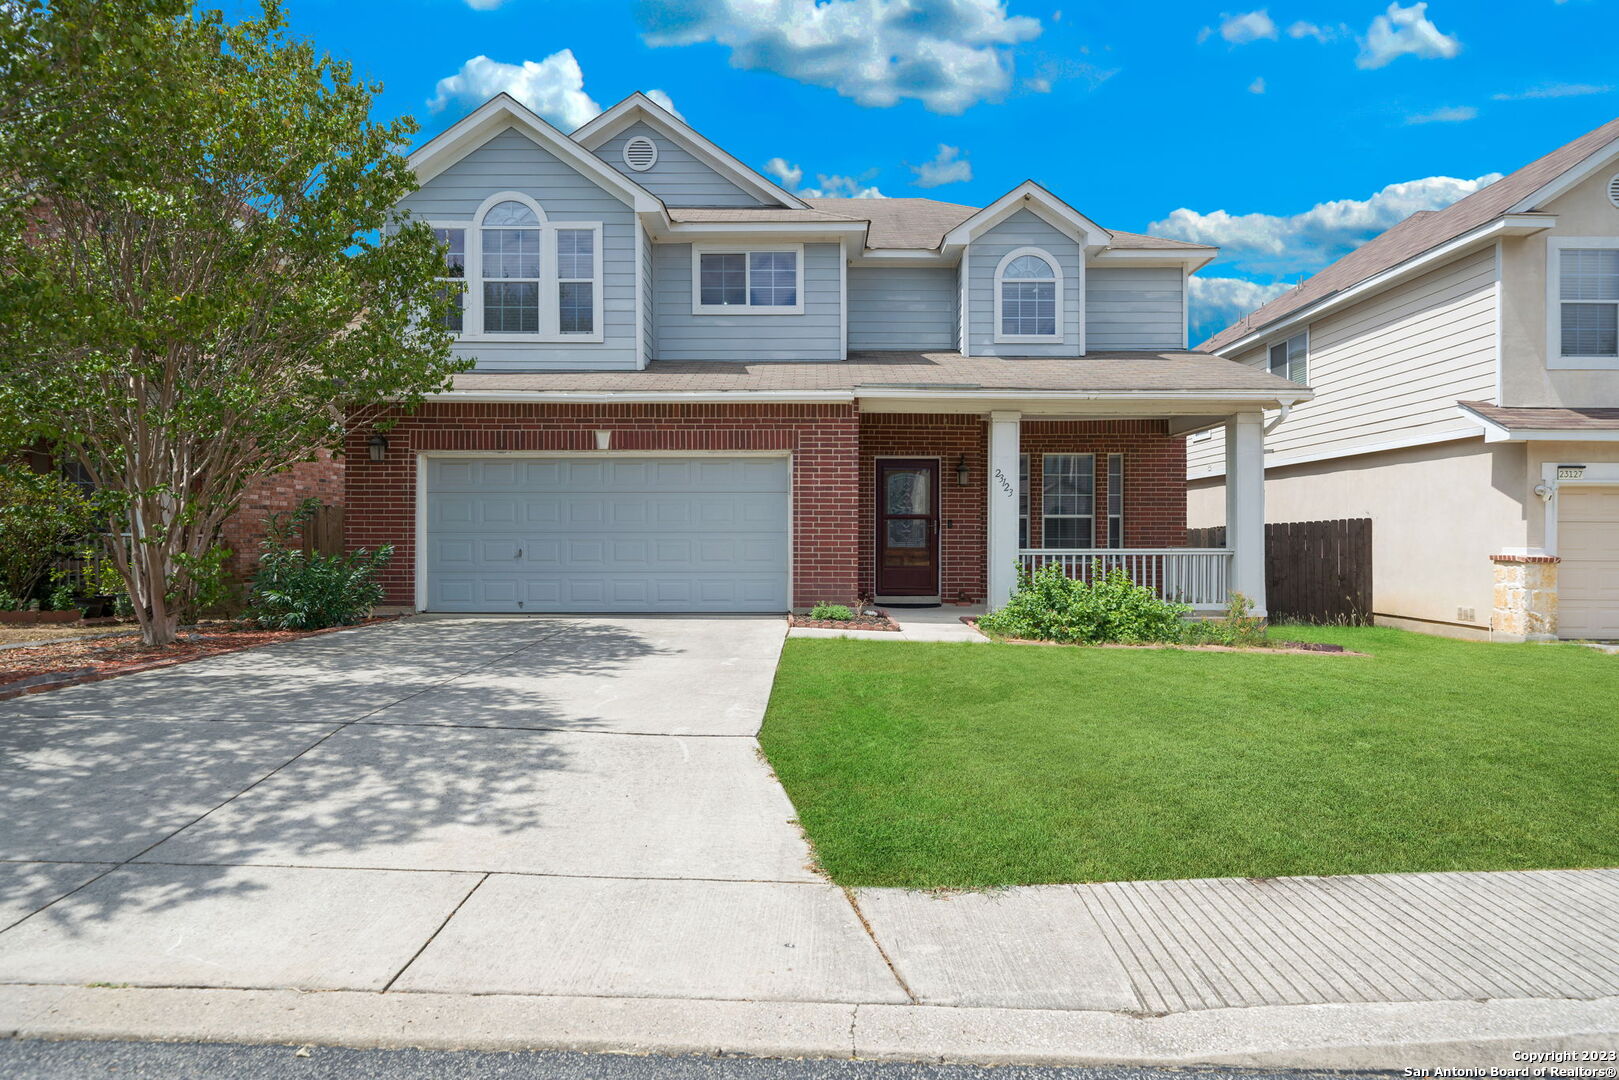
[1492,83,1612,101]
[1248,76,1266,94]
[429,51,603,129]
[637,0,1042,114]
[1218,10,1278,44]
[1148,172,1502,275]
[644,88,685,119]
[462,0,506,9]
[1286,20,1344,42]
[764,157,885,199]
[1356,2,1460,70]
[912,144,972,187]
[1405,104,1476,125]
[1188,276,1293,339]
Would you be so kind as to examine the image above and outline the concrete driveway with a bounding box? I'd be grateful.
[0,616,906,1003]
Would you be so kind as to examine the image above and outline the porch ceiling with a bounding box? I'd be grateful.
[438,351,1310,411]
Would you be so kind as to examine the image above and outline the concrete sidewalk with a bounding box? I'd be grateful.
[1,615,1615,1066]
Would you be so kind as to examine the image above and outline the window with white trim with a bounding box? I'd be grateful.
[1558,248,1619,359]
[995,248,1061,342]
[693,245,803,314]
[1268,331,1308,385]
[1041,453,1094,548]
[432,227,465,332]
[1105,453,1124,548]
[432,193,605,342]
[1018,453,1029,549]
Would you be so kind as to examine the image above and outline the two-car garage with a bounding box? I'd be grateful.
[422,456,791,613]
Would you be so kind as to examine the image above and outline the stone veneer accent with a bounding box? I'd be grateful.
[1490,554,1560,640]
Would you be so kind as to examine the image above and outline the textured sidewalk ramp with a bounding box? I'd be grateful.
[1080,868,1619,1013]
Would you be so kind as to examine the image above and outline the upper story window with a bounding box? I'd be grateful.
[429,192,604,343]
[432,227,465,333]
[692,245,803,314]
[1268,330,1308,385]
[1556,245,1619,361]
[995,248,1062,343]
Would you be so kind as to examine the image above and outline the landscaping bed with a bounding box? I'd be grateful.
[760,625,1619,888]
[788,609,900,632]
[0,617,403,699]
[963,617,1360,654]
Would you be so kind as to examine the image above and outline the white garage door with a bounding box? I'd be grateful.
[1559,486,1619,640]
[424,456,790,613]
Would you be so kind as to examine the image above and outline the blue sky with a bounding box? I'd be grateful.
[272,0,1619,343]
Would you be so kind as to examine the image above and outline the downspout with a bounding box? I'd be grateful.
[1264,401,1295,435]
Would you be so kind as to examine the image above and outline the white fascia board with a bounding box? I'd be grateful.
[1093,248,1219,272]
[408,95,662,214]
[571,92,809,210]
[655,221,869,244]
[1506,138,1619,213]
[854,386,1312,405]
[850,249,957,266]
[941,180,1113,250]
[1209,214,1559,357]
[426,389,853,404]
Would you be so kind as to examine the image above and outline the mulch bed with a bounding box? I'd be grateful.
[789,610,901,632]
[961,618,1364,655]
[0,617,404,700]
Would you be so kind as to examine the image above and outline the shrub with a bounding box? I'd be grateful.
[978,560,1190,645]
[0,466,97,606]
[808,601,855,621]
[1180,592,1269,647]
[244,499,391,630]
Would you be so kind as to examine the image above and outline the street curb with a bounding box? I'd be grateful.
[1,985,1613,1067]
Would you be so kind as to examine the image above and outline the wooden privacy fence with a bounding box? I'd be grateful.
[1187,518,1372,624]
[299,503,346,557]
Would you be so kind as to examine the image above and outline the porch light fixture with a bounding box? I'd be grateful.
[367,433,388,462]
[956,455,970,486]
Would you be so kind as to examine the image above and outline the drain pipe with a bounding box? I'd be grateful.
[1264,400,1297,435]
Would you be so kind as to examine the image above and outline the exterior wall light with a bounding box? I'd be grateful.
[956,454,970,486]
[367,434,389,462]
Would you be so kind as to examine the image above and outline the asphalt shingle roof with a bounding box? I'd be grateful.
[447,350,1306,398]
[1460,400,1619,433]
[1201,117,1619,354]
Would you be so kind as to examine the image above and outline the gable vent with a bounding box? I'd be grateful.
[1609,172,1619,209]
[622,136,658,172]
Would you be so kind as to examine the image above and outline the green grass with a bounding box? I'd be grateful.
[758,626,1619,888]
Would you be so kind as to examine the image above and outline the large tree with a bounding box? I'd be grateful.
[0,0,465,644]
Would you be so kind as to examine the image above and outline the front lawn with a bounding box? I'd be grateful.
[759,626,1619,887]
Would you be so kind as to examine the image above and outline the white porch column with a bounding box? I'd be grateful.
[987,410,1022,608]
[1225,410,1267,617]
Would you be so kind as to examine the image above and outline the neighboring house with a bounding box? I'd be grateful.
[1190,118,1619,642]
[344,93,1307,615]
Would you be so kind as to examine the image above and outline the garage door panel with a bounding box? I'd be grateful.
[425,456,790,613]
[1559,487,1619,640]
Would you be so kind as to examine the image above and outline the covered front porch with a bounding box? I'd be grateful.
[856,396,1272,617]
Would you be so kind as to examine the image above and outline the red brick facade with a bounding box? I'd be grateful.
[221,452,344,581]
[343,402,863,608]
[342,405,1188,610]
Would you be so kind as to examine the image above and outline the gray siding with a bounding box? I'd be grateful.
[847,267,958,351]
[400,128,638,371]
[653,243,842,361]
[966,209,1082,357]
[1087,267,1185,351]
[595,121,767,207]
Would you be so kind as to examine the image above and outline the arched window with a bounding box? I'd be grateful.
[994,248,1062,343]
[480,199,542,334]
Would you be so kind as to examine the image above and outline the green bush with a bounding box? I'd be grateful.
[243,498,390,630]
[978,560,1190,645]
[0,466,97,606]
[1180,591,1269,647]
[808,601,855,621]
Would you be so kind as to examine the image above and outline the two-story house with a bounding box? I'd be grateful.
[345,93,1309,616]
[1190,118,1619,641]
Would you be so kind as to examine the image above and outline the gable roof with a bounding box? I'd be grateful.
[571,92,808,210]
[1202,116,1619,354]
[800,196,1211,253]
[942,180,1113,249]
[407,94,663,214]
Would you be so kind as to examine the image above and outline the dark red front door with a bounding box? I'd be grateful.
[875,459,940,598]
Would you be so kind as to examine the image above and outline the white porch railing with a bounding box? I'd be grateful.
[1017,548,1234,610]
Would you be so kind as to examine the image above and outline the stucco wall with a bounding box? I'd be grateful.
[1499,162,1619,407]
